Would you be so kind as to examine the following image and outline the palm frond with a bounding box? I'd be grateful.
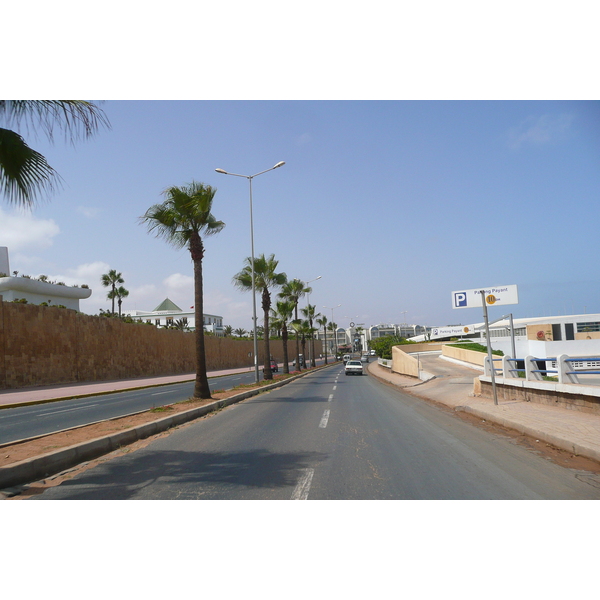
[0,127,61,206]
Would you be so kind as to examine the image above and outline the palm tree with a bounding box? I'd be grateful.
[328,321,338,358]
[270,299,295,374]
[291,319,312,368]
[141,181,225,399]
[279,278,311,370]
[0,100,109,207]
[108,285,129,317]
[301,303,320,367]
[316,315,328,364]
[223,325,233,337]
[233,253,287,380]
[101,269,124,314]
[234,327,247,338]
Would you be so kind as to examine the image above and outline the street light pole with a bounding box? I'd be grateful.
[216,161,285,383]
[324,304,341,358]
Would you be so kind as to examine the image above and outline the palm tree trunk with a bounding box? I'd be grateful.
[263,288,273,380]
[282,328,290,374]
[191,242,211,399]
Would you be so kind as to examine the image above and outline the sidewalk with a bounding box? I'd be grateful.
[367,358,600,464]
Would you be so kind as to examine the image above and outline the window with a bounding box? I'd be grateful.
[577,321,600,333]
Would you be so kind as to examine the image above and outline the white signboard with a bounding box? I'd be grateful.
[431,325,474,339]
[452,285,519,309]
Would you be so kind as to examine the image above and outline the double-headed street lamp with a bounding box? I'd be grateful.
[215,161,285,383]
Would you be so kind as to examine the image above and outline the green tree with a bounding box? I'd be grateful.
[107,284,129,317]
[0,101,109,207]
[301,303,320,367]
[233,253,287,380]
[223,325,233,337]
[101,269,124,315]
[279,278,311,370]
[141,181,225,399]
[234,327,247,338]
[316,315,328,364]
[270,299,295,374]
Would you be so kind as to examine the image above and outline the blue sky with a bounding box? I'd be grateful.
[2,100,599,330]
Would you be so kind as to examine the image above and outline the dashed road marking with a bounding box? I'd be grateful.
[328,394,334,402]
[319,409,330,428]
[291,468,314,500]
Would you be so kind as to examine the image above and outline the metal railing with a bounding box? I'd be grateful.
[484,354,600,385]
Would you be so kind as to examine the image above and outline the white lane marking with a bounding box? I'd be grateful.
[151,390,178,396]
[291,468,314,500]
[328,394,334,402]
[319,409,330,428]
[38,404,99,416]
[333,385,337,390]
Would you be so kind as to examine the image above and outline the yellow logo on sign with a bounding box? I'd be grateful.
[486,294,496,305]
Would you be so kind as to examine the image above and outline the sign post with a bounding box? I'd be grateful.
[452,284,519,407]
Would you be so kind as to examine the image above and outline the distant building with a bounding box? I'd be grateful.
[124,298,223,335]
[0,246,91,311]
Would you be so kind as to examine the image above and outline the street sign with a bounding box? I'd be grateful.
[452,285,518,309]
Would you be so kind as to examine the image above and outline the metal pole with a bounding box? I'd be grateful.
[249,176,259,383]
[509,313,516,365]
[481,291,498,406]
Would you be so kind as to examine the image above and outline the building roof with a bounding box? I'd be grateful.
[152,298,182,312]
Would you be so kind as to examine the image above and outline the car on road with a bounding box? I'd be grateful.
[370,349,376,356]
[345,360,363,376]
[361,355,369,363]
[343,354,351,364]
[263,360,278,373]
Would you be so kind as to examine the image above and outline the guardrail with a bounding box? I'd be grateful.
[378,358,392,369]
[484,354,600,385]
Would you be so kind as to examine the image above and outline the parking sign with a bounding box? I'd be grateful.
[451,285,518,309]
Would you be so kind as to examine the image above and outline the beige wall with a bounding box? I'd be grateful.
[441,345,488,367]
[0,300,321,389]
[391,343,445,377]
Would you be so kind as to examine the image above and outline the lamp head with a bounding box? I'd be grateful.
[273,161,285,169]
[215,168,227,174]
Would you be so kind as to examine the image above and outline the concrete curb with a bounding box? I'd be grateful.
[0,365,332,491]
[454,404,600,464]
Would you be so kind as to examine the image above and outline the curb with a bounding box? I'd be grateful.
[0,365,332,491]
[454,404,600,464]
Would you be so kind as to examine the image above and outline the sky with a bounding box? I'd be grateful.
[2,100,599,331]
[4,1,599,585]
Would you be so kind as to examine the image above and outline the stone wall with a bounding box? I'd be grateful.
[0,300,321,389]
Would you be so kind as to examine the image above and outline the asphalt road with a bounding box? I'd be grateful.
[0,370,261,444]
[32,363,600,500]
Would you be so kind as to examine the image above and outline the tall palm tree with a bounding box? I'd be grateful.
[279,278,311,370]
[223,325,233,337]
[270,299,295,374]
[141,181,225,399]
[328,321,338,358]
[233,253,287,380]
[108,285,129,317]
[101,269,124,314]
[234,327,247,338]
[301,303,321,367]
[291,319,312,368]
[0,100,109,207]
[316,315,328,364]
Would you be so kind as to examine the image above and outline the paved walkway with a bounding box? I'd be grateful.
[367,356,600,464]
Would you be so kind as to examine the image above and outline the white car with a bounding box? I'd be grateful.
[345,360,363,376]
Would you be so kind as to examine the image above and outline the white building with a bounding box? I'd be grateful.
[124,298,224,335]
[0,247,91,311]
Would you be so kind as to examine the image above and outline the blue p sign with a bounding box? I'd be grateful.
[454,292,467,308]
